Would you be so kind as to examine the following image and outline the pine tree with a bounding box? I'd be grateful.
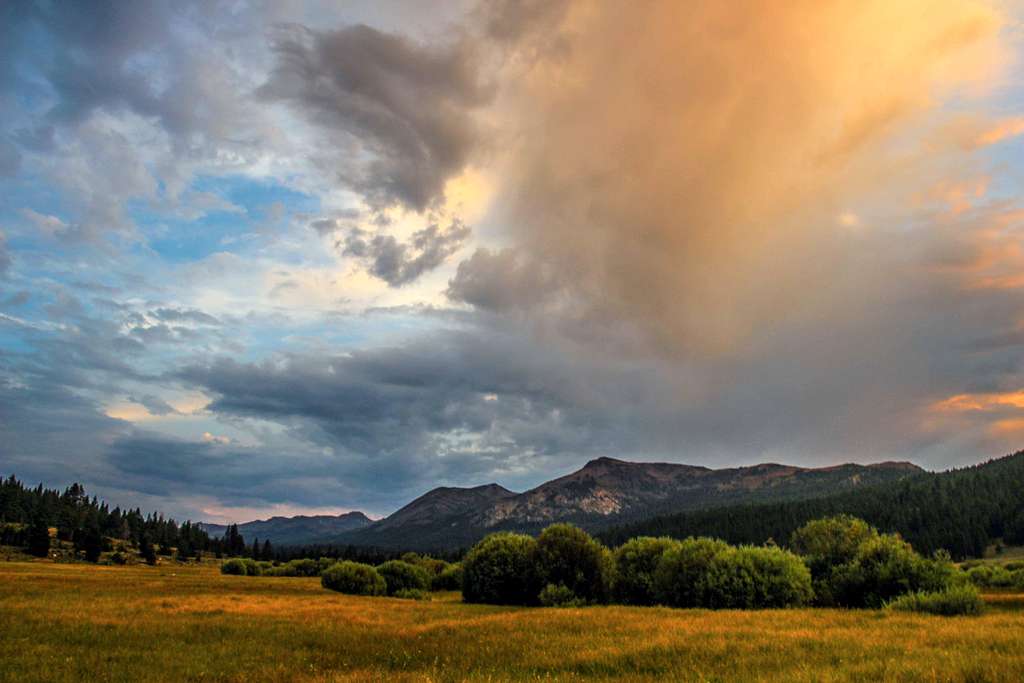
[139,533,157,566]
[262,539,273,561]
[27,517,51,558]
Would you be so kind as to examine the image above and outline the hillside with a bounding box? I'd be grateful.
[600,450,1024,559]
[336,457,921,551]
[200,511,372,547]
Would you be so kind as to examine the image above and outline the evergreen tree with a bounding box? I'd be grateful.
[27,517,51,558]
[139,533,157,565]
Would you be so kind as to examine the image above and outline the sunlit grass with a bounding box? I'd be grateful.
[2,561,1024,681]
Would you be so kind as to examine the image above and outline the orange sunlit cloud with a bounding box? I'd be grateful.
[929,390,1024,412]
[975,116,1024,146]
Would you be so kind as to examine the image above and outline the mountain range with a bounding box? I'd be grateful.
[203,457,922,551]
[199,511,372,547]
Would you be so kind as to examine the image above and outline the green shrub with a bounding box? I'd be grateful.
[109,551,128,565]
[652,539,811,609]
[534,524,613,605]
[613,537,681,605]
[462,532,540,605]
[393,588,431,600]
[400,552,449,577]
[653,537,730,608]
[431,563,463,591]
[790,515,878,605]
[321,561,386,595]
[886,585,985,616]
[286,558,321,577]
[376,560,430,596]
[1003,561,1024,571]
[829,534,951,608]
[539,583,586,607]
[966,564,1015,588]
[242,558,261,576]
[220,558,248,575]
[701,546,813,609]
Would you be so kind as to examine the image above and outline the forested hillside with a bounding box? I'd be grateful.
[601,450,1024,559]
[0,476,222,560]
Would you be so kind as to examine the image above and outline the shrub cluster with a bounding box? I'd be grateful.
[651,539,812,609]
[790,515,951,608]
[321,561,386,596]
[461,516,955,610]
[886,585,985,616]
[462,532,541,605]
[220,558,261,576]
[431,563,463,591]
[963,564,1024,589]
[376,560,431,596]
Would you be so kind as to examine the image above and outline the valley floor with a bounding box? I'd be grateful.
[1,561,1023,682]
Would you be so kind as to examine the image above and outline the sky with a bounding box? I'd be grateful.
[2,0,1024,523]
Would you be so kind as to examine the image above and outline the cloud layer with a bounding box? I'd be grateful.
[1,0,1023,523]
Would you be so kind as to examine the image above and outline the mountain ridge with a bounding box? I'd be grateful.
[199,510,372,546]
[211,457,919,550]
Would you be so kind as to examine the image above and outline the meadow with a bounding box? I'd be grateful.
[2,561,1024,682]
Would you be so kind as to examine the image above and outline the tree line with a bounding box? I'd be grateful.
[600,450,1024,559]
[0,475,251,562]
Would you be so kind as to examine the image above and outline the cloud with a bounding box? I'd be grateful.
[151,307,220,327]
[446,247,561,312]
[128,394,179,417]
[341,218,471,286]
[260,23,493,212]
[0,232,10,278]
[481,0,1004,356]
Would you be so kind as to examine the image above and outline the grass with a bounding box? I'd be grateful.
[2,561,1024,682]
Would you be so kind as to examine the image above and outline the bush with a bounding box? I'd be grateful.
[321,561,386,595]
[653,537,730,608]
[221,558,248,575]
[242,558,261,576]
[791,515,878,605]
[965,564,1016,588]
[539,583,586,607]
[109,551,128,565]
[534,524,613,605]
[393,588,431,600]
[829,534,951,608]
[431,563,463,591]
[462,532,540,605]
[886,585,985,616]
[376,560,430,596]
[274,558,320,577]
[701,546,813,609]
[613,537,681,605]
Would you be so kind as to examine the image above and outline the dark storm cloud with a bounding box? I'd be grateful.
[178,325,672,465]
[446,247,561,312]
[260,23,492,212]
[341,218,471,287]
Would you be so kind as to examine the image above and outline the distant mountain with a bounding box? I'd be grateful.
[599,450,1024,560]
[337,457,922,551]
[200,511,372,547]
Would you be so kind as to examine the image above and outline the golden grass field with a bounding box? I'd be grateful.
[2,561,1024,682]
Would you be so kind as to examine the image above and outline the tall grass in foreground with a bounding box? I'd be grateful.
[1,562,1023,682]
